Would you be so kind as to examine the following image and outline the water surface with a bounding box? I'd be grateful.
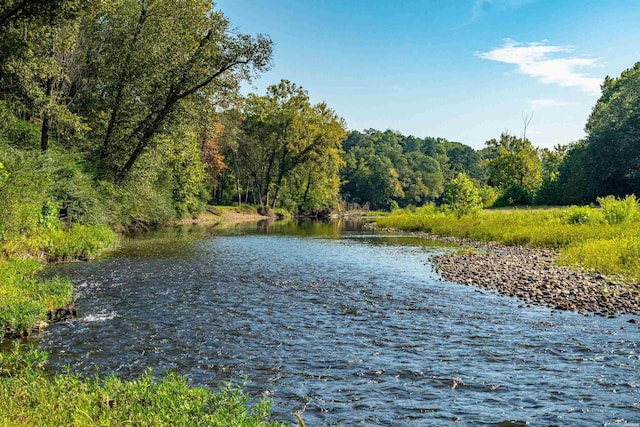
[38,221,640,426]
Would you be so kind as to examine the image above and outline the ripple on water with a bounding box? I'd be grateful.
[36,227,640,426]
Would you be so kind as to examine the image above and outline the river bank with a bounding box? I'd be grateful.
[375,227,640,316]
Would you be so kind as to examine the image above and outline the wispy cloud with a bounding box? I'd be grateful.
[529,99,574,110]
[476,39,602,95]
[470,0,536,22]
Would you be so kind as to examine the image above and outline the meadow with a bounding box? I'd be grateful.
[377,196,640,284]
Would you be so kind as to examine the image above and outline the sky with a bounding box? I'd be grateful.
[214,0,640,150]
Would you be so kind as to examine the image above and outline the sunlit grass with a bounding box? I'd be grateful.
[0,344,286,427]
[0,225,116,338]
[378,202,640,283]
[0,259,73,337]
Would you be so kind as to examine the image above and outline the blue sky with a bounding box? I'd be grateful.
[215,0,640,150]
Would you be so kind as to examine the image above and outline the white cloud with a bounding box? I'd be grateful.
[528,98,574,110]
[476,39,602,95]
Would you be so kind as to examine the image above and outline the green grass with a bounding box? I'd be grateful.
[0,259,73,337]
[377,203,640,283]
[0,225,116,338]
[0,344,286,427]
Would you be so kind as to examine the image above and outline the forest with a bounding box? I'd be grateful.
[1,0,640,243]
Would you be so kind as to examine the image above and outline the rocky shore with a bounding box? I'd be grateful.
[378,228,640,316]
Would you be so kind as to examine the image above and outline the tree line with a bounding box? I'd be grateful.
[1,0,639,241]
[340,62,640,211]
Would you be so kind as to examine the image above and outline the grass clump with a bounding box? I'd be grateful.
[0,344,285,427]
[560,236,640,280]
[0,224,115,338]
[597,195,639,225]
[564,205,602,224]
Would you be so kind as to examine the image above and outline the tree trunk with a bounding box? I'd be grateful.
[40,77,55,152]
[231,150,242,206]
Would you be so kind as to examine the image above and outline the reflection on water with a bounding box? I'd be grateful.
[37,221,640,426]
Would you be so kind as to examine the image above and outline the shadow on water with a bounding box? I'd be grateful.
[33,219,640,426]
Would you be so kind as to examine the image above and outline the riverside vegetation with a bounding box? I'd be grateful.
[375,195,640,314]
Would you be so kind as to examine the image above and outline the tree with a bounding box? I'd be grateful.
[485,133,541,193]
[442,172,482,217]
[340,130,447,209]
[78,0,272,183]
[584,62,640,198]
[0,0,85,151]
[237,80,346,212]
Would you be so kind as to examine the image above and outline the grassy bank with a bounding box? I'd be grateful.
[1,225,116,338]
[0,344,285,427]
[377,202,640,283]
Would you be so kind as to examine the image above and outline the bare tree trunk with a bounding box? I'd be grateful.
[231,150,241,206]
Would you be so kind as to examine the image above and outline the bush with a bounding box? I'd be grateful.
[564,205,602,224]
[494,184,533,207]
[478,185,498,208]
[597,195,638,225]
[442,173,483,217]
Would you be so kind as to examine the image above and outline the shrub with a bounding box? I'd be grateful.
[564,205,602,224]
[478,185,498,208]
[597,195,638,225]
[442,173,483,217]
[494,184,533,207]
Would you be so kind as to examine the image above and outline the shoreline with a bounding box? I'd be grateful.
[377,227,640,316]
[173,207,271,225]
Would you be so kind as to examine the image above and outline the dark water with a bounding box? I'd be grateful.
[37,221,640,426]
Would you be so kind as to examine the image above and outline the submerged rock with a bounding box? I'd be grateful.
[47,305,77,323]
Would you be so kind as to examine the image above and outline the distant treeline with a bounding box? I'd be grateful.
[1,0,639,246]
[339,62,640,210]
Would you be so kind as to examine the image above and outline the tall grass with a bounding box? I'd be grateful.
[0,344,285,426]
[378,199,640,283]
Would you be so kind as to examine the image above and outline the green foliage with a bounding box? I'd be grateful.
[82,0,272,182]
[494,184,533,207]
[597,195,639,225]
[232,80,347,213]
[0,343,48,375]
[443,172,483,217]
[478,185,498,208]
[536,140,590,205]
[0,144,55,240]
[485,133,542,193]
[584,63,640,198]
[0,259,73,336]
[341,129,456,210]
[0,347,285,426]
[564,206,602,224]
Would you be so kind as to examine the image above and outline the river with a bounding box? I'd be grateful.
[37,220,640,426]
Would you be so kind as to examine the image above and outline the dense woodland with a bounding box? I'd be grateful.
[1,0,639,240]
